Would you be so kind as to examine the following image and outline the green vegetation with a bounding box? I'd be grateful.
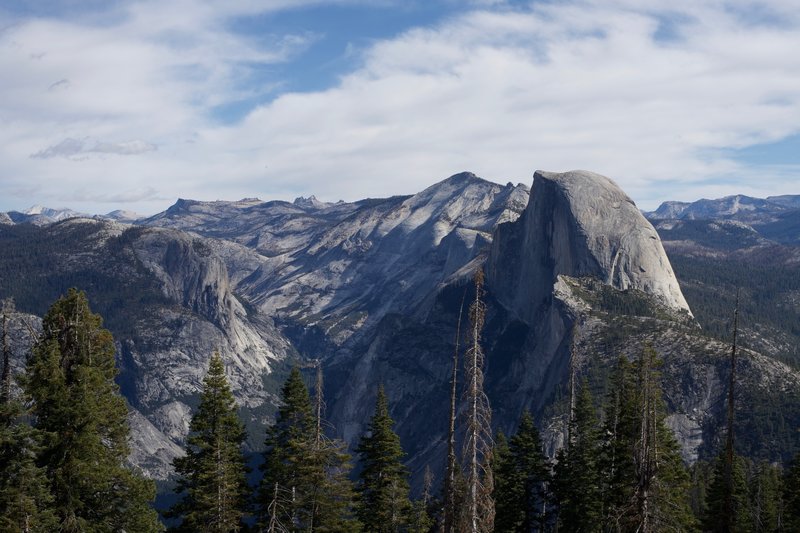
[167,352,250,532]
[0,223,170,337]
[356,386,411,532]
[670,253,800,367]
[24,289,162,532]
[257,367,359,532]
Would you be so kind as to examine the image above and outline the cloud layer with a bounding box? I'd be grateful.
[1,0,799,214]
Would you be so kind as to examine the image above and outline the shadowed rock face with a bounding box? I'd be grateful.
[488,170,690,325]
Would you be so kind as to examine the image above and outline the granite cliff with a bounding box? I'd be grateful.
[2,171,799,490]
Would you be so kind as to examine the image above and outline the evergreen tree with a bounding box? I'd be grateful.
[24,288,160,532]
[167,351,250,532]
[632,346,696,532]
[356,386,411,532]
[0,399,59,533]
[784,452,800,532]
[749,461,782,533]
[600,356,639,530]
[0,309,58,532]
[409,466,435,533]
[598,350,695,532]
[553,379,603,532]
[494,413,550,532]
[703,296,751,533]
[493,431,515,532]
[305,364,359,532]
[259,367,316,530]
[702,452,752,532]
[259,366,357,532]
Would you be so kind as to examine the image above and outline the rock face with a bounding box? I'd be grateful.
[146,173,530,347]
[488,170,690,325]
[4,170,800,492]
[0,220,296,478]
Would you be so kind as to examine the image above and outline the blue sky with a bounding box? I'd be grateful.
[1,0,799,215]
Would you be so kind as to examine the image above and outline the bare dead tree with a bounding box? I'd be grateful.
[567,321,579,444]
[267,482,292,533]
[1,305,11,406]
[314,359,325,448]
[444,288,467,533]
[725,289,741,529]
[634,346,659,533]
[461,270,494,533]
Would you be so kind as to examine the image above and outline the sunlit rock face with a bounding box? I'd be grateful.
[488,169,690,325]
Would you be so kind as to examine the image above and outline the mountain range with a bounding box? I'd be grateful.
[2,171,799,492]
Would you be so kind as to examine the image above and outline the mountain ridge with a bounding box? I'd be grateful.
[2,170,799,491]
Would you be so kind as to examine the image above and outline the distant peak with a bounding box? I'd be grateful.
[293,195,333,210]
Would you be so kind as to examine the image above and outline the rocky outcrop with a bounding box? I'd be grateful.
[5,170,800,492]
[0,220,297,479]
[488,170,690,325]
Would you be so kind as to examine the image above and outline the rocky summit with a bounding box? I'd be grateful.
[1,170,799,490]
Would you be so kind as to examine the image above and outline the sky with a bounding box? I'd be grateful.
[1,0,799,216]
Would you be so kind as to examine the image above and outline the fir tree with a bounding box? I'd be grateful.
[492,431,515,532]
[356,386,411,532]
[0,400,58,533]
[24,288,160,532]
[553,379,603,532]
[703,296,751,533]
[632,347,696,532]
[703,452,752,532]
[749,461,782,533]
[0,308,58,533]
[600,356,639,530]
[305,363,359,532]
[259,366,358,532]
[784,452,800,532]
[259,367,316,530]
[494,412,550,532]
[599,350,696,532]
[167,351,250,532]
[409,466,435,533]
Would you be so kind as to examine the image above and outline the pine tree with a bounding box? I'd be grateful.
[784,452,800,532]
[494,413,550,532]
[259,366,357,532]
[600,356,639,530]
[409,466,435,533]
[553,379,603,532]
[305,363,359,532]
[598,350,695,532]
[356,386,411,532]
[167,351,250,532]
[492,431,515,532]
[703,452,752,532]
[0,308,58,532]
[631,346,696,532]
[749,461,782,533]
[703,295,750,533]
[259,366,317,531]
[24,288,161,532]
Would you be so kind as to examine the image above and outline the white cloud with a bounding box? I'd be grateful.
[31,138,157,159]
[1,0,800,214]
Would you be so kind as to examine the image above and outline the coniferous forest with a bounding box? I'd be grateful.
[2,281,800,532]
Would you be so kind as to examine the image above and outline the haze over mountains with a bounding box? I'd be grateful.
[2,170,799,491]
